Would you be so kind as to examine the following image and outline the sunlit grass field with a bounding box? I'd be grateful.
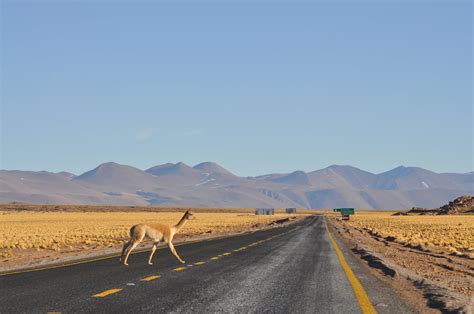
[342,212,474,255]
[0,210,306,257]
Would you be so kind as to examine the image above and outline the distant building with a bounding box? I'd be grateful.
[255,208,275,215]
[285,208,296,213]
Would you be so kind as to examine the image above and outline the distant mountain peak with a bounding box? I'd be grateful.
[90,161,131,172]
[175,161,190,167]
[324,164,367,172]
[272,170,311,185]
[327,164,352,168]
[99,161,119,166]
[2,161,472,209]
[77,162,139,175]
[146,162,196,176]
[383,165,436,175]
[194,161,219,168]
[193,162,236,176]
[82,162,125,174]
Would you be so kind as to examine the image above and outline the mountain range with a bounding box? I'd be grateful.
[1,162,472,209]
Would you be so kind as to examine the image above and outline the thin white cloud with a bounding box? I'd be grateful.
[135,128,157,141]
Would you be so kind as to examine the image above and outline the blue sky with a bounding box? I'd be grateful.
[1,1,472,176]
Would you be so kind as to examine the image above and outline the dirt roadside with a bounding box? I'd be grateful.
[328,217,474,313]
[0,216,304,274]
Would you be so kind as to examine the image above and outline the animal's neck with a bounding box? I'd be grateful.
[174,214,188,233]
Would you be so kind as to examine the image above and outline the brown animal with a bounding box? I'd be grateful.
[120,210,195,266]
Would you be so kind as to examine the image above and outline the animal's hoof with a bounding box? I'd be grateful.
[123,263,129,266]
[148,262,153,265]
[180,260,186,264]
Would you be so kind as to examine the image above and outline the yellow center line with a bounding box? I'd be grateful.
[141,275,161,281]
[210,256,219,260]
[0,236,222,277]
[92,288,122,298]
[222,252,231,256]
[325,221,377,314]
[173,267,187,272]
[194,261,206,265]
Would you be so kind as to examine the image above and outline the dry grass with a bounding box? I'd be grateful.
[0,211,305,257]
[0,203,318,214]
[343,212,474,255]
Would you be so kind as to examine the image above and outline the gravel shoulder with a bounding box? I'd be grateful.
[328,217,474,313]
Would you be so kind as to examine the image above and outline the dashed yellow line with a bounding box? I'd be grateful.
[325,221,376,314]
[141,275,160,281]
[0,240,196,277]
[1,223,302,278]
[86,227,305,300]
[92,288,122,298]
[172,267,187,272]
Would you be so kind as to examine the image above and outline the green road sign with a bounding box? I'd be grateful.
[334,208,354,214]
[341,208,354,215]
[334,208,355,220]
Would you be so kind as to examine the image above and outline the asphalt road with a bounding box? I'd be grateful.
[0,216,414,313]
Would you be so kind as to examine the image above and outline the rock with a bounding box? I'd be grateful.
[437,195,474,215]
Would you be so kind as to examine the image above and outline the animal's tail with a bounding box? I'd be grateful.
[130,225,137,237]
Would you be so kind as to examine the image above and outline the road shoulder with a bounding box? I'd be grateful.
[326,217,423,314]
[327,216,474,313]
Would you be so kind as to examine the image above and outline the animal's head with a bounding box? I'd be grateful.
[185,210,196,220]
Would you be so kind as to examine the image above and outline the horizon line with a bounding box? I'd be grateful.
[1,161,472,177]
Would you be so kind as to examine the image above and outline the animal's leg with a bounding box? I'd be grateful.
[148,242,158,265]
[123,241,140,266]
[168,242,185,264]
[120,240,131,262]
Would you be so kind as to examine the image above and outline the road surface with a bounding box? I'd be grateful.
[0,216,413,313]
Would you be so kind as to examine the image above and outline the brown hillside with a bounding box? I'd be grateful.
[438,195,474,214]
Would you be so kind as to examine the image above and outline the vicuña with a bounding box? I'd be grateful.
[120,210,195,266]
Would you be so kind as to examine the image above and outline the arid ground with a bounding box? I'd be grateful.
[2,204,473,312]
[328,212,474,312]
[0,204,309,272]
